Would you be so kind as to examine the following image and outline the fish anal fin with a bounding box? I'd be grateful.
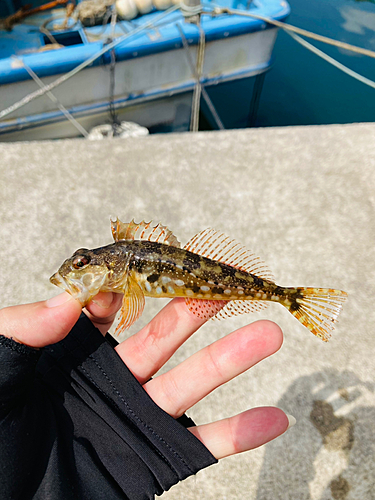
[215,300,269,320]
[185,298,269,321]
[111,218,181,247]
[183,228,274,282]
[185,298,227,320]
[115,277,145,335]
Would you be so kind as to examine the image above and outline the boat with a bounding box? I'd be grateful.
[0,0,290,141]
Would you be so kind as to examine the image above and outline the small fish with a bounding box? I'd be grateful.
[50,219,348,341]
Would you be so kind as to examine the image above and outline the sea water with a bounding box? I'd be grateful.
[258,0,375,127]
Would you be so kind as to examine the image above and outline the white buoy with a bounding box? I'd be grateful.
[88,122,149,140]
[152,0,173,10]
[134,0,153,14]
[116,0,138,20]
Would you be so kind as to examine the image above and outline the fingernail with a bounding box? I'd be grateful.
[286,413,297,430]
[46,292,73,308]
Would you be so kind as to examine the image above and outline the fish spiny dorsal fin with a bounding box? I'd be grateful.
[111,218,181,247]
[183,228,275,281]
[111,218,142,241]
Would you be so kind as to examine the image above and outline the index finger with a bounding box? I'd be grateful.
[115,298,207,384]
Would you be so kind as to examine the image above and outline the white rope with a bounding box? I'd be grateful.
[176,22,225,130]
[179,2,202,17]
[209,5,375,60]
[207,5,375,92]
[0,4,180,120]
[14,57,89,137]
[286,30,375,90]
[190,23,205,132]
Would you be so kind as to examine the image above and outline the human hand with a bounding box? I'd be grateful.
[115,297,293,459]
[0,291,123,348]
[0,293,294,459]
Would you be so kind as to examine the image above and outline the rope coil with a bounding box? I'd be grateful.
[180,2,203,17]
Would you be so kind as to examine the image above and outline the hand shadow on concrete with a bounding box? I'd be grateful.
[255,369,375,500]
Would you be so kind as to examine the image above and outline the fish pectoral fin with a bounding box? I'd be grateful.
[183,228,274,281]
[185,298,269,321]
[115,278,145,335]
[111,218,181,247]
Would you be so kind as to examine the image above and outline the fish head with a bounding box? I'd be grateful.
[50,247,112,306]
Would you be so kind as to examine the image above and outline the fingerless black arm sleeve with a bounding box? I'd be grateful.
[0,314,217,500]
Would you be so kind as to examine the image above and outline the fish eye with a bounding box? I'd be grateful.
[72,255,91,269]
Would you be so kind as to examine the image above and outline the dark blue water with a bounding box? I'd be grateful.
[258,0,375,126]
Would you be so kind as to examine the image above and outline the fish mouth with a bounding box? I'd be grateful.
[50,272,67,289]
[49,270,108,306]
[49,272,89,305]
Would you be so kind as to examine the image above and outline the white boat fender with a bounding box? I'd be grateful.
[134,0,153,14]
[116,0,138,20]
[152,0,173,10]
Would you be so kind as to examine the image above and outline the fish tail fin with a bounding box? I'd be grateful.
[283,287,348,342]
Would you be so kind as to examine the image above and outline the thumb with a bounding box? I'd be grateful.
[0,293,82,348]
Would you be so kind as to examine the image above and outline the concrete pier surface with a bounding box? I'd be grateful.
[0,123,374,499]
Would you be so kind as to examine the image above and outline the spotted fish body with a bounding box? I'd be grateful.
[131,241,295,308]
[50,219,348,341]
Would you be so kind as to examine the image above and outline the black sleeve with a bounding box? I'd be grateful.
[0,314,217,500]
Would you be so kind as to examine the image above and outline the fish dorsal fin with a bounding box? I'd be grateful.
[111,218,181,247]
[183,228,275,281]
